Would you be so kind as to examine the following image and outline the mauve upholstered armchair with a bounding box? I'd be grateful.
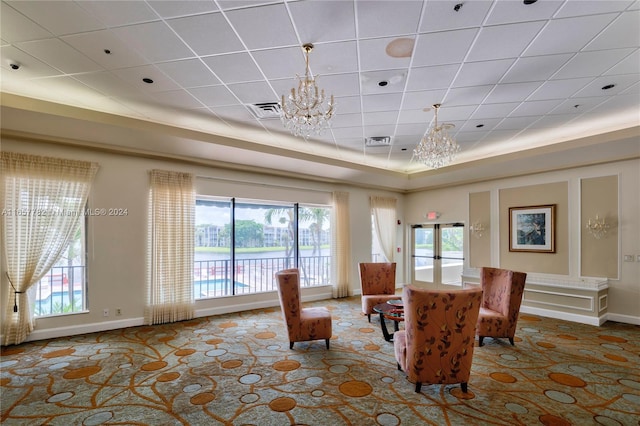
[394,285,482,394]
[477,267,527,347]
[275,268,332,349]
[359,262,397,322]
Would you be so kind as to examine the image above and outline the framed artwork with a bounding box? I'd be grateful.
[509,204,556,253]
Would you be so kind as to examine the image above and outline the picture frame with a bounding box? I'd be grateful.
[509,204,556,253]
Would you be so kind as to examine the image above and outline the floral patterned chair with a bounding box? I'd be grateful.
[275,268,332,349]
[477,267,527,347]
[394,285,482,393]
[359,262,397,322]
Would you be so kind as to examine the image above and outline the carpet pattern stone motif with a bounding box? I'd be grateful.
[1,297,639,425]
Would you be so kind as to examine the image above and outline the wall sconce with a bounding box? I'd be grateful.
[469,220,485,239]
[586,214,609,240]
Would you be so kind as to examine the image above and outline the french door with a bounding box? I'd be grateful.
[411,223,465,287]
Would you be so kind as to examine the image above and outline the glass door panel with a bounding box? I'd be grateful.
[440,224,464,285]
[412,225,434,285]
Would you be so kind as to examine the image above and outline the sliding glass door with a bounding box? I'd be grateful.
[411,223,464,287]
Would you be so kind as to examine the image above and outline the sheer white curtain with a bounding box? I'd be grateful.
[370,196,397,263]
[331,191,350,298]
[146,170,195,325]
[1,152,98,345]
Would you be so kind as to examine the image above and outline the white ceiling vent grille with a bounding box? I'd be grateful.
[247,102,282,119]
[365,136,391,147]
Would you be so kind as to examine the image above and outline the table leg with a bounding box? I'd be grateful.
[378,312,393,342]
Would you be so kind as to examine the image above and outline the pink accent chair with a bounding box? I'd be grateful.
[394,285,482,393]
[275,268,332,349]
[359,262,397,322]
[477,267,527,347]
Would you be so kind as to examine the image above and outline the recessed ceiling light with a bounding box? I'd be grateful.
[142,78,154,84]
[523,0,538,4]
[454,3,463,12]
[574,104,580,108]
[104,49,111,54]
[401,148,407,151]
[378,81,388,87]
[476,124,484,128]
[9,63,20,70]
[601,84,615,90]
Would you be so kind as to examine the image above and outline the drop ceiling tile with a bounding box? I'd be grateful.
[554,0,634,18]
[0,45,62,78]
[362,93,402,113]
[217,0,277,10]
[331,126,364,140]
[1,2,52,42]
[331,113,362,129]
[398,108,431,124]
[459,118,502,132]
[147,0,219,18]
[251,46,305,80]
[604,50,640,75]
[552,48,636,79]
[357,1,422,38]
[524,14,618,56]
[484,81,544,104]
[443,85,495,107]
[413,28,477,67]
[227,81,276,104]
[225,3,297,49]
[77,1,159,27]
[364,125,396,138]
[62,30,149,69]
[401,89,448,110]
[363,111,399,126]
[509,99,565,117]
[188,85,239,107]
[484,0,563,25]
[155,59,220,88]
[471,102,521,120]
[112,65,181,92]
[433,105,478,122]
[111,21,193,62]
[152,89,204,109]
[211,104,260,123]
[453,59,515,87]
[419,0,491,32]
[467,21,545,62]
[14,38,102,74]
[202,52,263,83]
[359,37,413,71]
[168,12,244,56]
[330,95,362,114]
[500,54,573,84]
[288,0,356,43]
[549,97,605,114]
[573,74,640,97]
[6,0,105,35]
[406,64,459,91]
[396,123,429,136]
[72,71,141,97]
[527,114,577,128]
[318,73,361,98]
[361,69,407,95]
[309,41,358,75]
[584,10,640,51]
[528,77,593,100]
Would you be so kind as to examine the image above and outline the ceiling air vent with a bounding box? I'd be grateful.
[247,102,282,119]
[365,136,391,147]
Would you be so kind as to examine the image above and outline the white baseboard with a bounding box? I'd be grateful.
[520,306,606,326]
[605,312,640,325]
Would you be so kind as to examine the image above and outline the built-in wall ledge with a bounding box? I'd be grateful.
[462,268,608,291]
[462,268,609,326]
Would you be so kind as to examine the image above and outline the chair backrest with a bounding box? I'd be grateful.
[358,262,396,296]
[402,284,483,386]
[275,269,301,330]
[480,267,527,317]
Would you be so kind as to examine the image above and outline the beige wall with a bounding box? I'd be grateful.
[581,175,618,278]
[499,182,569,274]
[0,137,404,340]
[468,191,490,268]
[407,159,640,323]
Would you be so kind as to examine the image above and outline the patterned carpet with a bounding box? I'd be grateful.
[1,296,639,426]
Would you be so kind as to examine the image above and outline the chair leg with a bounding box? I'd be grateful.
[478,336,484,347]
[461,382,468,393]
[325,338,330,349]
[367,313,371,322]
[397,363,402,371]
[415,382,422,393]
[509,337,515,346]
[289,342,294,349]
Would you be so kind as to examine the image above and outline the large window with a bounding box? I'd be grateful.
[195,198,331,299]
[33,221,87,317]
[411,223,464,287]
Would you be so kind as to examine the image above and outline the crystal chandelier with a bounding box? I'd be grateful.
[280,43,335,139]
[413,104,460,169]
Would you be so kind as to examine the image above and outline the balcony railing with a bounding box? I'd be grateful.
[34,265,86,317]
[194,255,330,299]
